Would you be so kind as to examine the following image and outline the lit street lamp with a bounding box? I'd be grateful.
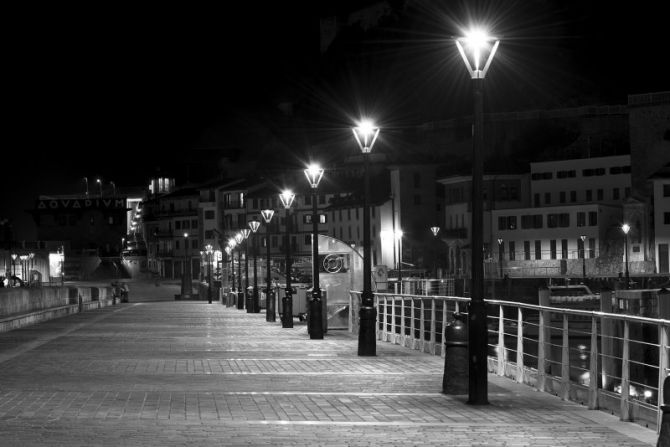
[455,26,499,405]
[279,189,296,328]
[261,209,276,322]
[205,244,213,304]
[225,244,233,302]
[248,219,261,313]
[497,238,504,278]
[622,224,630,289]
[235,232,244,309]
[580,235,587,280]
[241,228,251,312]
[430,226,440,278]
[96,178,103,197]
[305,163,325,339]
[180,232,192,300]
[353,120,380,356]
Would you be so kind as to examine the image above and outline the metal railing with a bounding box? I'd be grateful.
[349,291,669,433]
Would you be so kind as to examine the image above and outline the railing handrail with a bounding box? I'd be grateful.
[366,291,670,326]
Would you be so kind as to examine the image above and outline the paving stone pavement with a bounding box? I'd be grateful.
[0,298,660,446]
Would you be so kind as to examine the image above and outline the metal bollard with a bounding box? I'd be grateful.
[443,312,468,395]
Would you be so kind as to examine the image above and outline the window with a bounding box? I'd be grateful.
[544,193,551,205]
[507,216,517,230]
[547,214,558,228]
[588,211,598,226]
[613,188,620,200]
[559,213,570,227]
[347,209,351,220]
[588,238,595,258]
[191,240,197,249]
[319,194,325,204]
[304,235,311,245]
[534,240,542,260]
[204,230,213,239]
[305,195,312,206]
[597,189,603,200]
[524,241,530,260]
[665,212,670,225]
[175,240,180,250]
[586,190,592,201]
[534,193,540,207]
[550,240,557,259]
[570,191,577,202]
[664,185,670,197]
[533,215,543,228]
[559,191,566,203]
[509,241,515,261]
[498,216,506,230]
[561,239,568,259]
[521,215,533,229]
[204,210,215,219]
[176,221,181,230]
[577,212,586,227]
[319,214,327,224]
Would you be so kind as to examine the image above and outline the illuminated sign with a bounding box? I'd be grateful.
[36,198,126,210]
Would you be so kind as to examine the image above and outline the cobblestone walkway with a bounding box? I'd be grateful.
[0,301,659,446]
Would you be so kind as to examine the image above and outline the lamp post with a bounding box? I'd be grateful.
[228,238,237,300]
[241,228,251,312]
[580,235,587,281]
[622,224,630,289]
[225,245,233,302]
[248,219,261,313]
[205,244,213,304]
[11,253,17,278]
[96,178,103,198]
[455,27,499,405]
[235,232,244,309]
[353,120,380,356]
[305,163,325,339]
[83,177,89,197]
[430,226,440,278]
[279,190,296,328]
[396,230,403,293]
[180,232,192,300]
[497,238,503,278]
[261,209,276,322]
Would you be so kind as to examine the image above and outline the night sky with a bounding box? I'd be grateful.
[3,1,668,240]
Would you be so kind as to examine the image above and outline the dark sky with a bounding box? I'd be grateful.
[3,1,668,240]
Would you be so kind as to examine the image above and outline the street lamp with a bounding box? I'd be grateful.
[180,232,192,300]
[353,119,380,356]
[455,26,499,405]
[227,238,237,301]
[279,189,296,328]
[305,163,325,339]
[395,229,403,292]
[235,232,244,309]
[225,244,233,302]
[241,228,251,312]
[580,235,587,281]
[248,219,261,313]
[430,226,440,278]
[622,224,630,289]
[205,244,213,304]
[497,238,504,278]
[96,178,103,197]
[83,177,89,197]
[261,209,276,322]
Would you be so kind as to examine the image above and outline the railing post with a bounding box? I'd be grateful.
[588,316,599,409]
[658,322,669,431]
[420,298,426,353]
[516,307,524,384]
[430,299,436,354]
[620,320,631,421]
[410,298,416,350]
[560,314,570,401]
[600,288,615,392]
[400,296,406,346]
[441,299,448,359]
[382,296,388,341]
[392,295,397,344]
[537,287,551,393]
[497,305,505,376]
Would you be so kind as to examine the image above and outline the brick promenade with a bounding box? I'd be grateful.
[0,291,659,446]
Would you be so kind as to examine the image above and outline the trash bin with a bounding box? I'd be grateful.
[306,288,328,336]
[442,312,468,395]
